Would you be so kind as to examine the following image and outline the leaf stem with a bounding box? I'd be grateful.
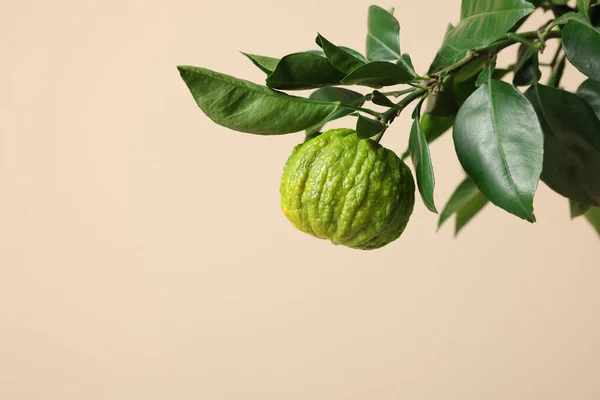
[382,88,417,98]
[343,104,382,118]
[433,30,562,78]
[381,88,427,124]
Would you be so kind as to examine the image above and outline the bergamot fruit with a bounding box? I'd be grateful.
[280,128,415,250]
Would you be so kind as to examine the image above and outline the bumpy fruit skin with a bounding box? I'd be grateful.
[280,128,415,250]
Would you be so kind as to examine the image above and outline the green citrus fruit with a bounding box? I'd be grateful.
[280,128,415,250]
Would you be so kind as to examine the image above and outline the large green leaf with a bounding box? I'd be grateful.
[429,0,535,72]
[525,84,600,206]
[584,207,600,236]
[316,34,366,74]
[242,53,280,74]
[454,79,544,222]
[341,61,414,87]
[366,5,401,61]
[306,88,366,135]
[178,66,347,135]
[265,52,345,90]
[562,18,600,81]
[576,78,600,119]
[438,176,489,235]
[409,105,438,213]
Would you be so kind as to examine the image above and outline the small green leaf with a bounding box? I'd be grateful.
[178,66,346,135]
[316,34,366,74]
[341,61,414,87]
[475,56,497,87]
[242,53,280,74]
[551,11,579,27]
[371,90,397,107]
[400,114,455,160]
[356,114,385,139]
[455,190,489,235]
[453,58,488,105]
[492,68,512,79]
[584,207,600,236]
[409,102,438,213]
[429,0,535,72]
[513,45,541,86]
[576,78,600,119]
[552,0,570,5]
[562,18,600,81]
[578,0,592,21]
[265,52,345,90]
[454,79,544,222]
[366,5,402,61]
[306,88,366,134]
[401,54,416,74]
[570,200,591,218]
[438,176,489,232]
[525,84,600,206]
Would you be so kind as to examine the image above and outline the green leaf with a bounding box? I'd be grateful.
[455,190,489,235]
[178,65,346,135]
[422,114,455,144]
[371,90,397,107]
[454,79,544,222]
[552,0,570,4]
[339,47,369,63]
[453,58,488,105]
[356,114,385,139]
[578,0,592,21]
[366,5,402,61]
[401,54,416,73]
[584,207,600,236]
[316,34,366,74]
[341,61,414,87]
[562,18,600,81]
[306,88,366,134]
[576,78,600,119]
[525,84,600,206]
[551,11,579,27]
[570,200,591,218]
[438,176,489,233]
[513,45,541,86]
[401,114,455,160]
[242,53,280,74]
[409,102,438,213]
[309,87,365,104]
[265,52,345,90]
[475,56,497,87]
[429,0,535,72]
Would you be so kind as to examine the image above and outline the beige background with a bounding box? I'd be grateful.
[1,1,599,399]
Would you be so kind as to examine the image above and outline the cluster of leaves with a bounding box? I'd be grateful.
[178,0,600,238]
